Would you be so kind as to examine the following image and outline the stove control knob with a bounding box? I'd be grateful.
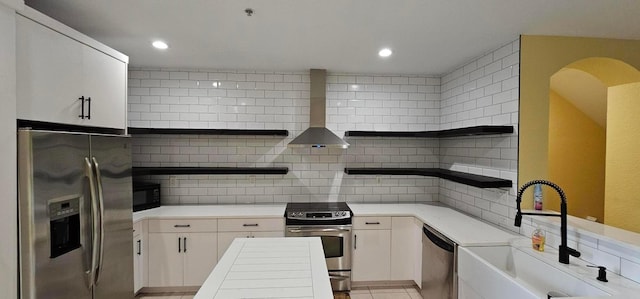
[334,212,340,217]
[341,211,347,216]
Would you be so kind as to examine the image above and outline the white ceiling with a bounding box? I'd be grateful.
[551,68,607,128]
[24,0,640,75]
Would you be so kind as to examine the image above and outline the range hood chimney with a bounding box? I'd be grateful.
[288,69,349,148]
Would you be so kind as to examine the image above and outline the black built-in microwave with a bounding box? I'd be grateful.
[132,182,161,212]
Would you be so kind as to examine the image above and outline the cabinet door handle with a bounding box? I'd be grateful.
[86,97,91,120]
[242,224,259,227]
[183,237,187,253]
[78,96,85,119]
[137,240,141,255]
[354,234,357,250]
[178,237,181,253]
[365,222,381,225]
[174,224,191,228]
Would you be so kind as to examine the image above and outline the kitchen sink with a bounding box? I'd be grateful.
[458,245,610,299]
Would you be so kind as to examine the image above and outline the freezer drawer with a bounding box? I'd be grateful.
[421,224,457,299]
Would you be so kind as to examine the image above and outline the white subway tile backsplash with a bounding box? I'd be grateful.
[169,71,188,80]
[131,69,440,205]
[439,39,520,238]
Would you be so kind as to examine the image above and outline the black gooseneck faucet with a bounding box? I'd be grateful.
[515,180,581,264]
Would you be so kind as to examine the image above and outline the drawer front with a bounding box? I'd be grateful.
[148,219,217,233]
[133,221,142,237]
[353,217,392,230]
[218,218,284,232]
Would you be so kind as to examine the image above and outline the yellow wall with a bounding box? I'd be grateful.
[548,90,606,221]
[519,35,640,209]
[604,83,640,233]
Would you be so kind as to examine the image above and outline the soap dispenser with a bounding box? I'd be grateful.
[532,227,545,252]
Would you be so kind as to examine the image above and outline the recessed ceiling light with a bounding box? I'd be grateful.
[378,48,392,57]
[152,40,169,50]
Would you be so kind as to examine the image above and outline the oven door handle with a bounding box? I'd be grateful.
[287,228,351,233]
[329,274,350,280]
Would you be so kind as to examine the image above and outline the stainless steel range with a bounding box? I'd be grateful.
[285,202,352,291]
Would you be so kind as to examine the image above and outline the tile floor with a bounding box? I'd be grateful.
[348,286,422,299]
[136,293,193,299]
[135,286,422,299]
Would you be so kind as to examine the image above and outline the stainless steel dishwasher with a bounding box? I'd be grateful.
[422,224,457,299]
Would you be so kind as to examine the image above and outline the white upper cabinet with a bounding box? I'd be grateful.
[16,7,128,130]
[80,45,127,128]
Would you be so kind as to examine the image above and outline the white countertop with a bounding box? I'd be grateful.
[194,237,332,299]
[348,203,518,246]
[134,203,517,246]
[133,204,286,222]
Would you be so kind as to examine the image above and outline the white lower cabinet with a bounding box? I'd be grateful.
[132,220,146,293]
[182,233,219,286]
[140,214,426,289]
[147,219,218,287]
[353,216,423,284]
[217,232,250,260]
[217,218,284,260]
[390,217,421,282]
[133,233,143,293]
[148,232,184,287]
[352,217,392,281]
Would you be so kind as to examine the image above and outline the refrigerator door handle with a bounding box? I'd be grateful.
[92,157,106,285]
[84,157,100,290]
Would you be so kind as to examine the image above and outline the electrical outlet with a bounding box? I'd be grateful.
[249,175,256,184]
[376,176,381,185]
[169,176,178,187]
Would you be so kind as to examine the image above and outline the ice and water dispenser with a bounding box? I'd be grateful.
[48,197,81,258]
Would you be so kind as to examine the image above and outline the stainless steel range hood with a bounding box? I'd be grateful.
[288,69,349,148]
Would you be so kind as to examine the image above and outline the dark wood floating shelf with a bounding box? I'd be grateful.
[128,127,289,136]
[344,125,514,138]
[344,168,512,188]
[133,167,289,176]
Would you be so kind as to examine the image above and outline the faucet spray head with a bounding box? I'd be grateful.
[514,212,522,227]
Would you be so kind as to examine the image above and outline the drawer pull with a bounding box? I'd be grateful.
[354,234,357,250]
[365,222,381,225]
[242,224,259,227]
[174,224,191,228]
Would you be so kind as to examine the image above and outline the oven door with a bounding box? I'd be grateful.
[285,225,351,271]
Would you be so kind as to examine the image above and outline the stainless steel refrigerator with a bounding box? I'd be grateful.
[18,129,134,299]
